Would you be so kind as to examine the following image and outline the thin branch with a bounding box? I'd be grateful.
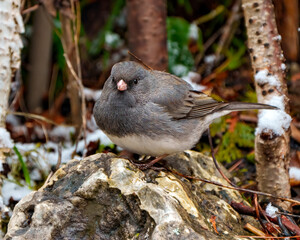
[243,223,267,238]
[238,235,300,239]
[254,194,270,235]
[63,53,87,154]
[7,110,74,127]
[69,0,87,156]
[56,142,62,171]
[207,128,237,187]
[128,51,153,70]
[22,4,39,15]
[169,168,300,205]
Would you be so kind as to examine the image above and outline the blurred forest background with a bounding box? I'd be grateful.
[1,0,300,235]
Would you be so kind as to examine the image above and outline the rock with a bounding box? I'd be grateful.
[4,151,255,240]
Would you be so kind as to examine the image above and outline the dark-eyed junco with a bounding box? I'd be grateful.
[93,61,276,158]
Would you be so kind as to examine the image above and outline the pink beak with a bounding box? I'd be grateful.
[117,79,127,91]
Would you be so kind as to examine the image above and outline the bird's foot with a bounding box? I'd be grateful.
[130,154,168,170]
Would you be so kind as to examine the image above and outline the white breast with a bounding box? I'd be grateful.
[106,133,196,156]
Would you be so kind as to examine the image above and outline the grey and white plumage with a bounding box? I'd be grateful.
[93,61,276,156]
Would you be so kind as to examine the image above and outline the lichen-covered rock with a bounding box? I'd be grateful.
[4,151,255,240]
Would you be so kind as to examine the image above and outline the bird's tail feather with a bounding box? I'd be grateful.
[221,102,278,111]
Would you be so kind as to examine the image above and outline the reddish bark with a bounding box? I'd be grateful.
[273,0,299,61]
[126,0,168,70]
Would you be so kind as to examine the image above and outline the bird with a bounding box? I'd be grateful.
[93,61,276,166]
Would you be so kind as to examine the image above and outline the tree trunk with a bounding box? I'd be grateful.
[273,0,299,61]
[126,0,168,71]
[0,0,23,148]
[26,7,53,113]
[242,0,291,209]
[0,1,23,237]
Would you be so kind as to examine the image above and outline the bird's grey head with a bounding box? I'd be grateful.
[103,61,152,99]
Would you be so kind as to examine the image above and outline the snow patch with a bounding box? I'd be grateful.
[182,72,206,91]
[255,96,291,136]
[272,35,282,41]
[2,179,32,205]
[265,203,278,218]
[49,126,75,142]
[0,127,14,148]
[6,114,21,126]
[189,23,198,40]
[289,167,300,180]
[204,54,216,64]
[172,64,189,76]
[105,32,119,45]
[281,63,286,71]
[12,126,114,170]
[84,87,102,102]
[254,69,281,88]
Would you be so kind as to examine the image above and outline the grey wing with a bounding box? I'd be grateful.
[150,72,195,118]
[150,71,229,119]
[184,90,229,119]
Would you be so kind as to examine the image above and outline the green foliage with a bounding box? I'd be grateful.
[210,117,227,137]
[13,146,31,188]
[215,122,255,163]
[242,86,258,103]
[97,143,115,153]
[193,5,225,25]
[223,38,247,71]
[167,17,194,76]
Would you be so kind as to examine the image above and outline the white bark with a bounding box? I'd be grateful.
[242,0,291,209]
[0,0,24,148]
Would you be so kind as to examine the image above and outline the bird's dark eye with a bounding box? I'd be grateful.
[133,79,138,84]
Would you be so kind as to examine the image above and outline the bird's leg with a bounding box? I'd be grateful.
[131,154,169,170]
[118,150,134,160]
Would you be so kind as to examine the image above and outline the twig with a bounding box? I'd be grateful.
[69,0,87,156]
[128,51,153,70]
[238,235,300,239]
[254,194,270,235]
[216,0,241,56]
[22,4,39,15]
[71,0,82,80]
[228,159,243,173]
[258,204,281,235]
[63,53,87,155]
[193,5,225,25]
[56,142,62,171]
[40,122,49,143]
[278,212,300,218]
[169,168,300,205]
[207,128,237,187]
[7,110,74,127]
[231,202,300,235]
[195,28,222,65]
[243,223,268,238]
[277,215,291,237]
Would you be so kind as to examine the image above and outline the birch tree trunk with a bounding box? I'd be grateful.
[242,0,291,209]
[0,2,23,237]
[0,0,24,151]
